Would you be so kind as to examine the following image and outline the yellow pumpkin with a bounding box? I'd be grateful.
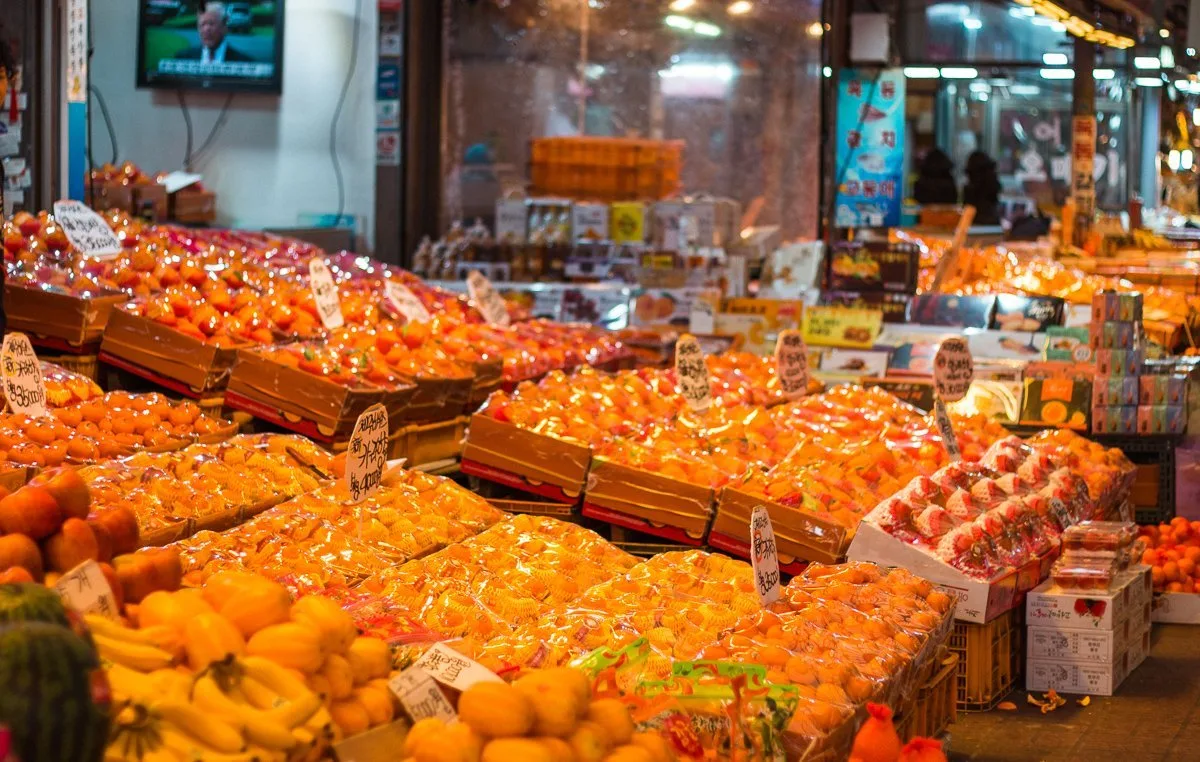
[218,579,293,638]
[247,622,324,673]
[184,611,245,671]
[290,595,357,655]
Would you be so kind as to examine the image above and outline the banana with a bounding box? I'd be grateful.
[86,616,178,649]
[95,634,176,671]
[240,656,308,700]
[146,669,192,698]
[290,726,316,754]
[303,705,335,739]
[238,675,287,711]
[267,690,322,729]
[105,662,157,700]
[158,728,261,762]
[153,698,247,754]
[192,676,296,751]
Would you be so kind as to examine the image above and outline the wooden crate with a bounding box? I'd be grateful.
[948,608,1020,711]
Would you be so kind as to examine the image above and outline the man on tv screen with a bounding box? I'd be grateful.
[176,3,253,63]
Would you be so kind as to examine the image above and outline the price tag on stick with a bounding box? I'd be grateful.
[54,560,119,620]
[1,333,47,417]
[384,281,431,323]
[932,337,974,461]
[774,329,809,399]
[52,200,122,259]
[750,507,781,605]
[345,403,389,505]
[675,334,711,412]
[308,257,345,330]
[467,270,511,327]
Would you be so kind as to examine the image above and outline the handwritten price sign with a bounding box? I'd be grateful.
[384,281,431,323]
[933,337,974,402]
[774,329,809,399]
[52,200,122,259]
[346,404,389,504]
[308,257,345,330]
[1,333,47,417]
[388,666,458,724]
[467,270,511,327]
[54,560,119,620]
[675,334,711,412]
[750,506,781,605]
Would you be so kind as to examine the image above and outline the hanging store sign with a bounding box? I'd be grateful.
[833,69,906,229]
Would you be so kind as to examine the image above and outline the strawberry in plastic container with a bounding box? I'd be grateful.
[913,505,962,540]
[944,488,980,521]
[935,524,994,578]
[970,478,1009,508]
[979,507,1026,566]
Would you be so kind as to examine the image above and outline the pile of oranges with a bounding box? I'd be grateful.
[1138,517,1200,592]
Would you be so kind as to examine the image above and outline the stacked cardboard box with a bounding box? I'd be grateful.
[1025,567,1152,695]
[1091,291,1154,434]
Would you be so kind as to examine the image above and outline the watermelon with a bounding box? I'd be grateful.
[0,584,71,628]
[0,621,110,762]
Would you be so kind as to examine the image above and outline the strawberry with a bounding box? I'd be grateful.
[1089,600,1107,617]
[1074,599,1090,615]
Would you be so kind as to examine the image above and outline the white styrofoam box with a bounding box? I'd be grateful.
[1125,599,1151,633]
[1151,592,1200,624]
[1126,565,1152,608]
[1026,568,1146,631]
[1026,652,1130,696]
[1026,620,1129,664]
[1126,626,1150,672]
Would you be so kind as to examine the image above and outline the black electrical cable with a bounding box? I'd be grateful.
[191,93,235,164]
[87,86,119,166]
[329,0,365,227]
[177,90,194,171]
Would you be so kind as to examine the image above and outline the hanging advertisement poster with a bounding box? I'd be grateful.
[833,69,906,229]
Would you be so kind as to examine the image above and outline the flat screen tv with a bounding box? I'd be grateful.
[136,0,285,94]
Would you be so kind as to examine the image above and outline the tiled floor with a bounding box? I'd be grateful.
[949,624,1200,761]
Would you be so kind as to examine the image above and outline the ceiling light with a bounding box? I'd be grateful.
[1010,84,1041,95]
[1169,149,1181,171]
[728,1,753,15]
[1093,68,1115,80]
[806,21,824,37]
[668,0,695,10]
[1160,28,1170,38]
[1189,48,1197,56]
[693,20,722,36]
[1184,150,1194,170]
[963,17,982,30]
[823,66,832,78]
[659,62,735,81]
[968,82,990,92]
[904,66,941,79]
[1134,56,1161,69]
[976,92,989,101]
[1193,108,1200,126]
[1042,53,1068,65]
[665,15,695,30]
[1049,21,1065,32]
[1040,68,1075,79]
[1135,77,1164,87]
[940,67,978,79]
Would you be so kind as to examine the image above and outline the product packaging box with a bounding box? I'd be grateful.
[1139,374,1188,406]
[992,294,1066,332]
[1089,321,1139,351]
[1091,290,1144,323]
[1095,349,1143,377]
[826,241,921,294]
[1044,326,1091,362]
[1091,405,1138,435]
[1092,377,1139,407]
[1136,405,1186,435]
[1026,567,1151,631]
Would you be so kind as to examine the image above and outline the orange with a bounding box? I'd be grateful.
[1164,562,1181,582]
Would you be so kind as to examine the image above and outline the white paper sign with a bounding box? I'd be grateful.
[52,200,121,258]
[933,398,961,461]
[159,171,202,194]
[933,337,974,402]
[675,334,711,412]
[1,333,47,417]
[774,329,809,399]
[467,270,511,327]
[54,560,119,620]
[346,404,389,504]
[411,643,502,691]
[309,257,345,330]
[750,507,781,605]
[389,666,458,724]
[384,281,431,324]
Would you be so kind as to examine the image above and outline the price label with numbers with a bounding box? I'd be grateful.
[54,560,118,620]
[388,666,458,725]
[52,200,122,258]
[309,257,345,330]
[750,507,781,605]
[346,404,389,504]
[773,329,809,399]
[933,337,974,402]
[1,333,47,417]
[466,270,511,327]
[675,334,711,412]
[384,281,431,323]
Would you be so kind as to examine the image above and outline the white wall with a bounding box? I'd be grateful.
[88,0,377,240]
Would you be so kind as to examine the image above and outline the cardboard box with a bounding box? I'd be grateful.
[1091,405,1138,435]
[1026,651,1130,696]
[1045,326,1091,362]
[1095,348,1143,377]
[1151,591,1200,624]
[400,374,474,425]
[1139,374,1188,406]
[992,294,1066,332]
[826,241,921,294]
[906,294,995,329]
[820,290,910,323]
[582,458,713,542]
[5,284,128,351]
[171,189,217,223]
[1136,405,1187,434]
[1025,567,1150,631]
[100,307,245,393]
[1089,321,1139,351]
[134,184,169,221]
[712,487,849,565]
[1092,377,1139,407]
[1020,365,1091,430]
[461,413,592,503]
[1026,620,1131,663]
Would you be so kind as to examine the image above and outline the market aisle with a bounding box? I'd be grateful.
[949,624,1200,761]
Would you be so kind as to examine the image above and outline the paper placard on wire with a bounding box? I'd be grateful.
[750,507,781,605]
[933,398,961,461]
[308,257,345,330]
[933,337,974,402]
[54,560,119,620]
[411,643,502,691]
[1,333,47,417]
[466,270,511,327]
[774,329,809,399]
[388,666,458,724]
[51,200,121,259]
[384,281,431,323]
[345,404,389,504]
[675,334,711,412]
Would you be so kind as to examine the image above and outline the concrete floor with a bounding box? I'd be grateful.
[949,624,1200,761]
